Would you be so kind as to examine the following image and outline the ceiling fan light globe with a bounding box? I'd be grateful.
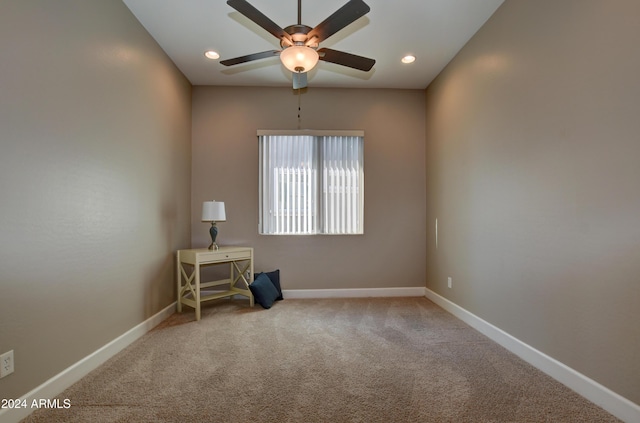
[280,45,319,73]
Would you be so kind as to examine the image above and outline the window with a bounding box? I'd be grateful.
[259,130,364,235]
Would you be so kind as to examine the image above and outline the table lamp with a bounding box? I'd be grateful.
[202,201,226,250]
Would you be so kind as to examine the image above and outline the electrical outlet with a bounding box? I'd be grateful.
[1,350,14,378]
[447,277,452,289]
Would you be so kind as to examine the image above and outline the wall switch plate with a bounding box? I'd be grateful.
[1,350,14,378]
[447,277,452,289]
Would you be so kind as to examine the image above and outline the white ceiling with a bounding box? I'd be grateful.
[122,0,504,89]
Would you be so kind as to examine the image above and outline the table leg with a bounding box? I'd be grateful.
[176,252,182,312]
[249,253,254,307]
[195,259,201,321]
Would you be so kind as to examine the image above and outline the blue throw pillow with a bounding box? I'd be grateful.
[254,269,283,301]
[249,273,280,309]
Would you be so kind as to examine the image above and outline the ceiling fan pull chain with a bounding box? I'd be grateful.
[297,87,302,129]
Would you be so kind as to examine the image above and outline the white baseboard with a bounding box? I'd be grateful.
[283,286,427,299]
[0,302,176,423]
[424,288,640,423]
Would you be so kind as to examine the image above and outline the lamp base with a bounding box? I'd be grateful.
[208,222,219,250]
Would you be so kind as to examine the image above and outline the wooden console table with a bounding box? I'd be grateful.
[176,247,254,321]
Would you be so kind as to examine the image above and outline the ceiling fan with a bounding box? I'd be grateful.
[221,0,375,89]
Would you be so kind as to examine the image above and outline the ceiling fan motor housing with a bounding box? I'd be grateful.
[281,25,317,48]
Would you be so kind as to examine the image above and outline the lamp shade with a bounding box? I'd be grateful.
[202,201,226,222]
[280,45,319,73]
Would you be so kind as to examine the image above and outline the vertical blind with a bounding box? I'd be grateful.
[259,131,364,235]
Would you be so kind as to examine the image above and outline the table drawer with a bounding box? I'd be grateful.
[197,250,251,263]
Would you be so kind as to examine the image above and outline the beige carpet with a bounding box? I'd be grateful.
[23,297,620,422]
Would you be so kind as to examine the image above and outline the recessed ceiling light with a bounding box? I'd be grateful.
[401,55,416,64]
[204,50,220,60]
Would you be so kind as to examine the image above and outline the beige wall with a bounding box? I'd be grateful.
[192,86,426,290]
[425,0,640,405]
[0,1,192,399]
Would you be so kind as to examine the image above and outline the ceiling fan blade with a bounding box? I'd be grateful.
[292,72,308,89]
[220,50,281,66]
[317,48,375,71]
[227,0,291,42]
[307,0,370,44]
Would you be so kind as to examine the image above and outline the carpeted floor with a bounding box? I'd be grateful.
[22,297,621,422]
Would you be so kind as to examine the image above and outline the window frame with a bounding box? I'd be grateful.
[258,130,364,236]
